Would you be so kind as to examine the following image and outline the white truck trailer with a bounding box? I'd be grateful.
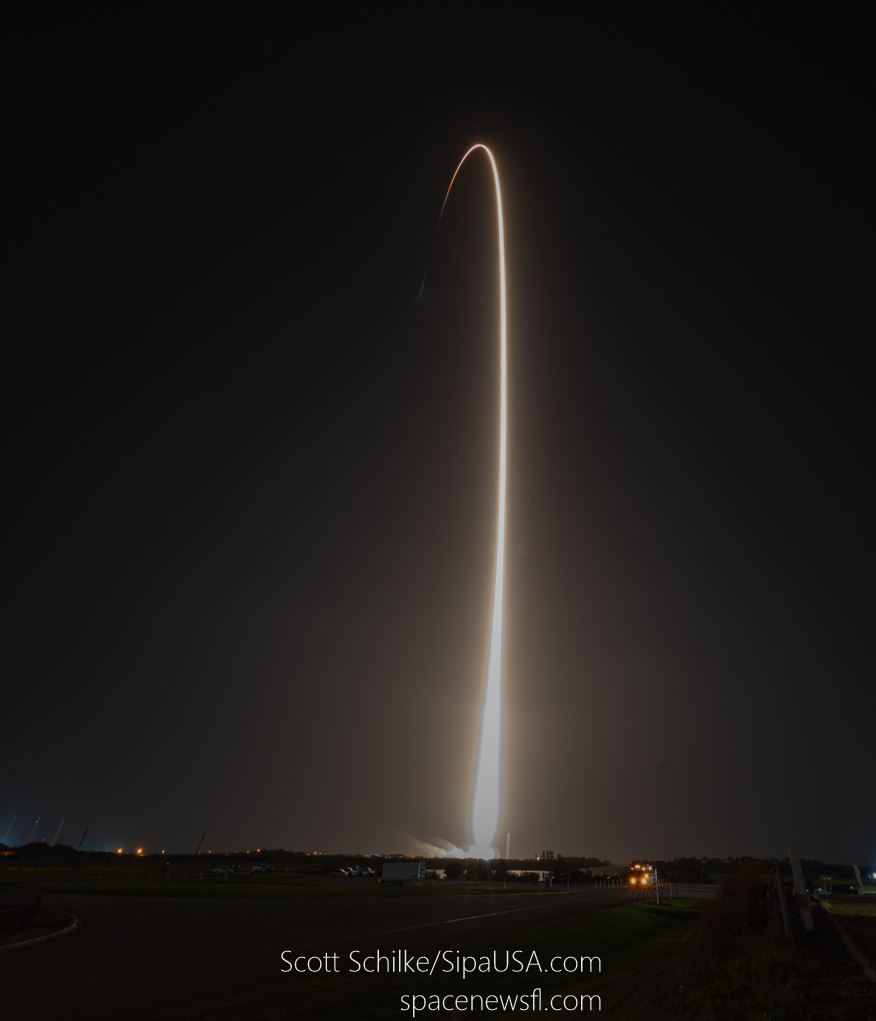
[381,861,425,886]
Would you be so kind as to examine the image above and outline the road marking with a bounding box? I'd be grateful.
[828,912,876,986]
[263,890,634,959]
[0,911,80,953]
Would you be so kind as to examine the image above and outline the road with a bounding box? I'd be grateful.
[1,881,716,1019]
[1,884,663,1020]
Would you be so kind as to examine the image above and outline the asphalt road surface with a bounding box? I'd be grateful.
[0,884,676,1020]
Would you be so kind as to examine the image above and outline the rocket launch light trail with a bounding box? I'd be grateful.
[437,145,507,860]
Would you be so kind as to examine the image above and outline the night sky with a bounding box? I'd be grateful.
[5,6,872,863]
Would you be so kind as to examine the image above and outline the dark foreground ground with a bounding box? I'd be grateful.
[5,879,874,1020]
[2,883,666,1020]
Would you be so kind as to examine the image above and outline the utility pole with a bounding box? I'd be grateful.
[2,815,15,845]
[654,861,660,905]
[853,865,866,896]
[77,828,90,851]
[774,865,792,938]
[788,845,813,931]
[27,815,42,844]
[190,830,207,872]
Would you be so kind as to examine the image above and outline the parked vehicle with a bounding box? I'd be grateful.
[517,872,539,884]
[330,869,351,878]
[827,884,860,895]
[212,866,233,876]
[381,861,425,886]
[250,864,273,874]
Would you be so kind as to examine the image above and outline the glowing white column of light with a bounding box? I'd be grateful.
[441,145,506,860]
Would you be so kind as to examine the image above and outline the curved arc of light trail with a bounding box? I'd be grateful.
[439,144,506,860]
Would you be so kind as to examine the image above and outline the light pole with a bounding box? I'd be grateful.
[77,828,90,852]
[191,830,207,873]
[2,815,16,845]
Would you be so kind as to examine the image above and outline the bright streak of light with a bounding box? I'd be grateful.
[439,145,507,861]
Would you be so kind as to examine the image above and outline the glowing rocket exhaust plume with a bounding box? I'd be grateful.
[436,145,507,861]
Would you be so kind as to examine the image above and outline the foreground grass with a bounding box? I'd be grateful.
[605,928,804,1019]
[602,876,876,1021]
[154,899,702,1020]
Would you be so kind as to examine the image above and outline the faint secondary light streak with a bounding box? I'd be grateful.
[437,145,507,860]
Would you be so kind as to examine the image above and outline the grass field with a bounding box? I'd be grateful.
[603,877,876,1021]
[153,898,704,1020]
[816,894,876,917]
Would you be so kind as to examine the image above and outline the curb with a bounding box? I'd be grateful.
[0,911,80,953]
[829,912,876,986]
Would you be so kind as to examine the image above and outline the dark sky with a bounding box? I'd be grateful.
[4,5,873,863]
